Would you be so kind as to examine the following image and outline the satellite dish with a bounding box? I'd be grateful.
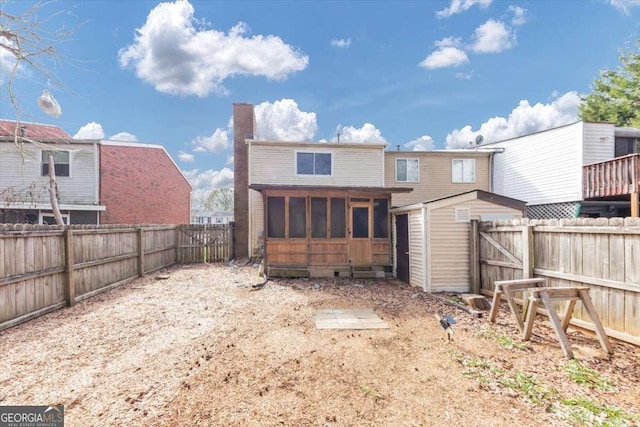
[475,135,484,145]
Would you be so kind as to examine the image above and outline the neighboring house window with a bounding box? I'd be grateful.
[455,207,471,223]
[396,158,419,182]
[40,212,69,225]
[452,159,475,183]
[296,152,332,175]
[41,150,70,177]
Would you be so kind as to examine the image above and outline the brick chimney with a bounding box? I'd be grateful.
[233,103,255,259]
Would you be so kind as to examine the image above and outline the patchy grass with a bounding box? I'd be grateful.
[563,360,616,391]
[476,326,531,350]
[552,397,638,427]
[447,349,638,426]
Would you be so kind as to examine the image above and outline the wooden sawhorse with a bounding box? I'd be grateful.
[523,287,612,359]
[488,278,546,332]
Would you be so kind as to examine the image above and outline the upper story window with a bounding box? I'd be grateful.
[41,150,70,177]
[396,158,419,182]
[452,159,475,183]
[296,152,332,175]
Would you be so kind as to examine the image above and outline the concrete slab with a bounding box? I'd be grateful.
[314,308,389,330]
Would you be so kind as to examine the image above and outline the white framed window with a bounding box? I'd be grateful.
[396,158,419,182]
[296,152,332,176]
[454,207,471,223]
[41,150,71,177]
[452,159,475,183]
[39,212,70,225]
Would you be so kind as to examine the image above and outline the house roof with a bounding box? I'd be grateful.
[249,184,413,194]
[0,120,71,140]
[390,189,526,213]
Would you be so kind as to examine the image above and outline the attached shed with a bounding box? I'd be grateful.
[392,190,525,292]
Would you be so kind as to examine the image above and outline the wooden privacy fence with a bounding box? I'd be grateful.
[471,217,640,345]
[0,223,233,331]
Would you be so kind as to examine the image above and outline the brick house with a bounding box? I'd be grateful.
[0,120,191,224]
[99,141,192,224]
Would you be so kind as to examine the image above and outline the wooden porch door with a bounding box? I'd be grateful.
[349,202,371,265]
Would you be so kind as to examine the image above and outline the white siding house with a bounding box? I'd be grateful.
[0,138,105,224]
[478,121,637,218]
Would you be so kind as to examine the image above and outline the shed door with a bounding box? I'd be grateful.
[349,202,371,265]
[395,214,410,283]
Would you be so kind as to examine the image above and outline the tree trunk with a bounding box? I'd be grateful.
[48,153,65,225]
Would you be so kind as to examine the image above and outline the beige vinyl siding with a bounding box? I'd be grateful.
[385,152,491,207]
[408,209,424,289]
[428,199,522,292]
[249,189,264,256]
[249,142,384,187]
[0,142,98,206]
[583,122,615,165]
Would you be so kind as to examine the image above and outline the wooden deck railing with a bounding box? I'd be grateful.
[583,153,640,198]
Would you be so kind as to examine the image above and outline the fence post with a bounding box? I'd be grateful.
[521,222,534,279]
[470,219,480,294]
[175,226,181,264]
[64,228,75,307]
[137,228,145,277]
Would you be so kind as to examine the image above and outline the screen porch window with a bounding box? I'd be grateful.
[311,198,327,238]
[289,197,307,238]
[41,150,70,177]
[452,159,475,183]
[330,198,346,238]
[267,197,285,238]
[395,158,419,182]
[373,199,388,238]
[297,152,332,175]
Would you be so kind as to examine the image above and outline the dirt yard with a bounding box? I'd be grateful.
[1,263,638,427]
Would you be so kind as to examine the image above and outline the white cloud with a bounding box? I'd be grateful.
[73,122,138,141]
[405,135,434,151]
[184,167,234,210]
[445,91,581,149]
[192,128,229,153]
[609,0,640,14]
[73,122,105,139]
[470,19,515,53]
[178,151,195,162]
[508,5,527,26]
[109,132,137,142]
[226,155,234,165]
[436,0,493,18]
[331,38,351,48]
[419,46,469,69]
[333,123,386,143]
[455,70,473,80]
[254,99,318,141]
[118,0,309,97]
[0,36,22,85]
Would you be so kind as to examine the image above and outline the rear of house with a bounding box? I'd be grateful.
[233,103,411,277]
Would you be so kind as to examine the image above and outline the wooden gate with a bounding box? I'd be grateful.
[176,224,234,263]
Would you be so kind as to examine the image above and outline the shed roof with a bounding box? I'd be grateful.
[390,189,526,213]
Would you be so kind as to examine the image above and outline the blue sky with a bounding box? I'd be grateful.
[1,0,640,207]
